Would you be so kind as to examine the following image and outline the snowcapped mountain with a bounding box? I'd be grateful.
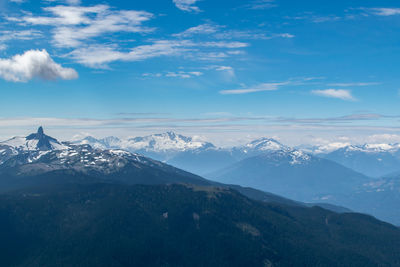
[311,143,400,154]
[232,137,310,163]
[79,136,122,150]
[72,131,400,178]
[126,132,215,152]
[74,135,313,175]
[0,127,167,176]
[0,126,68,165]
[310,143,400,177]
[243,137,289,152]
[0,126,67,152]
[75,132,216,162]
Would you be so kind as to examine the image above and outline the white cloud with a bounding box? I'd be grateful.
[328,82,379,87]
[214,66,235,79]
[143,70,203,79]
[12,5,154,48]
[0,30,42,42]
[8,5,250,69]
[196,52,229,61]
[0,30,42,51]
[172,0,201,12]
[69,41,191,68]
[367,8,400,16]
[0,49,78,82]
[277,33,295,38]
[66,0,81,5]
[165,71,203,78]
[18,5,108,26]
[312,89,356,101]
[366,134,400,143]
[173,23,219,37]
[43,0,81,5]
[201,41,249,48]
[69,40,247,68]
[246,0,276,10]
[175,24,295,41]
[67,45,124,68]
[220,82,288,95]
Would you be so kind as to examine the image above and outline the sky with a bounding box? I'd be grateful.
[0,0,400,146]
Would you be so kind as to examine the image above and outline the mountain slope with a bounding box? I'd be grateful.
[0,183,399,267]
[336,172,400,225]
[209,151,369,202]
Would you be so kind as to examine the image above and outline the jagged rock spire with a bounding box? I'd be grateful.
[37,126,44,136]
[26,127,60,151]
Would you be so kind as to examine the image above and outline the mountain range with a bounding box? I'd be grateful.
[73,133,400,177]
[0,127,400,266]
[0,127,305,206]
[3,128,400,224]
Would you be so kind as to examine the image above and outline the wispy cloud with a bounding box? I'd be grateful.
[0,30,42,50]
[42,0,82,5]
[172,0,201,12]
[215,30,294,40]
[220,82,288,95]
[165,71,202,78]
[174,23,294,41]
[214,66,235,79]
[0,49,78,82]
[277,113,397,124]
[68,41,191,68]
[311,89,356,101]
[173,23,220,37]
[285,13,345,24]
[143,71,203,79]
[246,0,276,10]
[0,30,42,42]
[327,82,379,87]
[201,41,249,48]
[68,40,248,68]
[10,5,154,48]
[364,8,400,16]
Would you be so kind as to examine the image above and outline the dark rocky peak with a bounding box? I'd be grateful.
[26,127,60,151]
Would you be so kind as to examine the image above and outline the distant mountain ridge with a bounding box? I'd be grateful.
[78,132,215,153]
[310,143,400,177]
[74,133,400,177]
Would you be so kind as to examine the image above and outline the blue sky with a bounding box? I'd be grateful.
[0,0,400,146]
